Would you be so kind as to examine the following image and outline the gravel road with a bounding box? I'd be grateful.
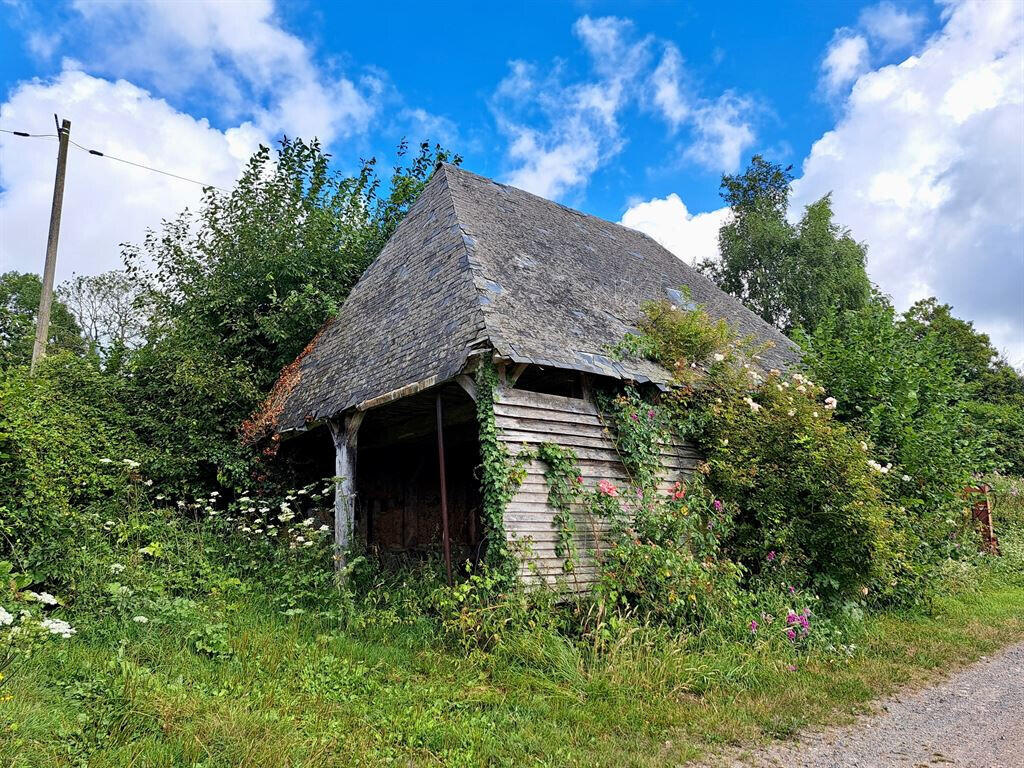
[719,641,1024,768]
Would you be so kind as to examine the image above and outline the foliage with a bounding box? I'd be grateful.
[616,293,733,381]
[682,362,899,602]
[0,271,83,370]
[702,155,871,335]
[474,359,525,576]
[623,300,909,603]
[535,443,583,572]
[124,138,459,491]
[800,294,987,556]
[0,354,146,588]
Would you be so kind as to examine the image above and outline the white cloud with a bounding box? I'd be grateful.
[859,2,927,52]
[495,17,757,198]
[620,194,730,267]
[794,0,1024,365]
[821,31,871,94]
[649,45,756,173]
[684,92,756,173]
[494,16,647,199]
[64,0,379,145]
[0,70,257,281]
[1,0,454,287]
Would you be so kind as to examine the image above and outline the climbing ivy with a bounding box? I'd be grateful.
[598,388,671,491]
[535,442,583,573]
[475,359,525,576]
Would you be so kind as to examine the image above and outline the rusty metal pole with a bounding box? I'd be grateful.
[435,392,453,586]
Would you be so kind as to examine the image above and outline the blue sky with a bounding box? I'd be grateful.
[1,0,1021,362]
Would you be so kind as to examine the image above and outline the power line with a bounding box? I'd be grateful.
[67,138,229,192]
[0,128,57,138]
[1,125,229,192]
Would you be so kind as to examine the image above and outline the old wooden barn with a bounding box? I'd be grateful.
[265,163,798,588]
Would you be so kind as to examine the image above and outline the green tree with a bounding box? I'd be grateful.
[124,138,459,490]
[902,298,1024,474]
[0,271,84,369]
[703,156,871,335]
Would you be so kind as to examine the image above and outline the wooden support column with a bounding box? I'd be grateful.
[329,411,363,572]
[435,392,453,586]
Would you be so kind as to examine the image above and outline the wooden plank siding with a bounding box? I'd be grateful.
[494,387,700,591]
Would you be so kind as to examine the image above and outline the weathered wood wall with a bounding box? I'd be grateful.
[494,387,700,591]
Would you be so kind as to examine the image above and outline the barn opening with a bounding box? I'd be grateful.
[355,381,483,571]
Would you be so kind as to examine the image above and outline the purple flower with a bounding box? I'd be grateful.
[647,409,655,420]
[798,615,810,629]
[767,550,777,562]
[786,628,797,641]
[630,412,639,421]
[713,499,723,512]
[749,620,759,633]
[786,664,798,672]
[788,585,796,595]
[786,611,798,625]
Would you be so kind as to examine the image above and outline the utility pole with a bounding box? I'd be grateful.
[30,115,71,374]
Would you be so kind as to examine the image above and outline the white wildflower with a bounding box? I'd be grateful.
[302,517,315,527]
[122,459,140,469]
[787,409,796,416]
[769,368,781,376]
[823,397,837,410]
[859,441,868,451]
[812,411,819,418]
[132,615,149,624]
[155,494,165,500]
[713,353,725,362]
[296,535,305,543]
[318,524,330,532]
[209,491,220,497]
[41,618,76,638]
[743,396,762,413]
[241,526,252,533]
[0,607,13,626]
[776,384,784,391]
[109,563,125,574]
[26,591,58,606]
[720,439,728,447]
[902,474,911,482]
[796,385,807,393]
[99,458,113,464]
[302,540,314,547]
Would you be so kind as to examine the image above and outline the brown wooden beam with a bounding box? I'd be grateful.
[435,393,453,586]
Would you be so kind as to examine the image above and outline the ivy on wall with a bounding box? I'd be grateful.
[535,442,583,573]
[474,359,525,576]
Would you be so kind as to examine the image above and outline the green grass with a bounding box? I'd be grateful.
[2,576,1022,767]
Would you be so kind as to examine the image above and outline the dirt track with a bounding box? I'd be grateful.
[718,642,1024,768]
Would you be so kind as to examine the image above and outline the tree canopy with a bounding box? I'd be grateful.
[0,271,83,369]
[703,155,872,335]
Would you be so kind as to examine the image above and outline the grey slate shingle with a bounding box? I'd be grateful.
[273,164,800,433]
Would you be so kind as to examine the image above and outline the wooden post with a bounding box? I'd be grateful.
[31,117,71,374]
[329,411,363,572]
[436,392,453,586]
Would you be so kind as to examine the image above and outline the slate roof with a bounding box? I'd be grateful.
[272,163,800,433]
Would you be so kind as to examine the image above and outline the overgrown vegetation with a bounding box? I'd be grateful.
[1,144,1022,766]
